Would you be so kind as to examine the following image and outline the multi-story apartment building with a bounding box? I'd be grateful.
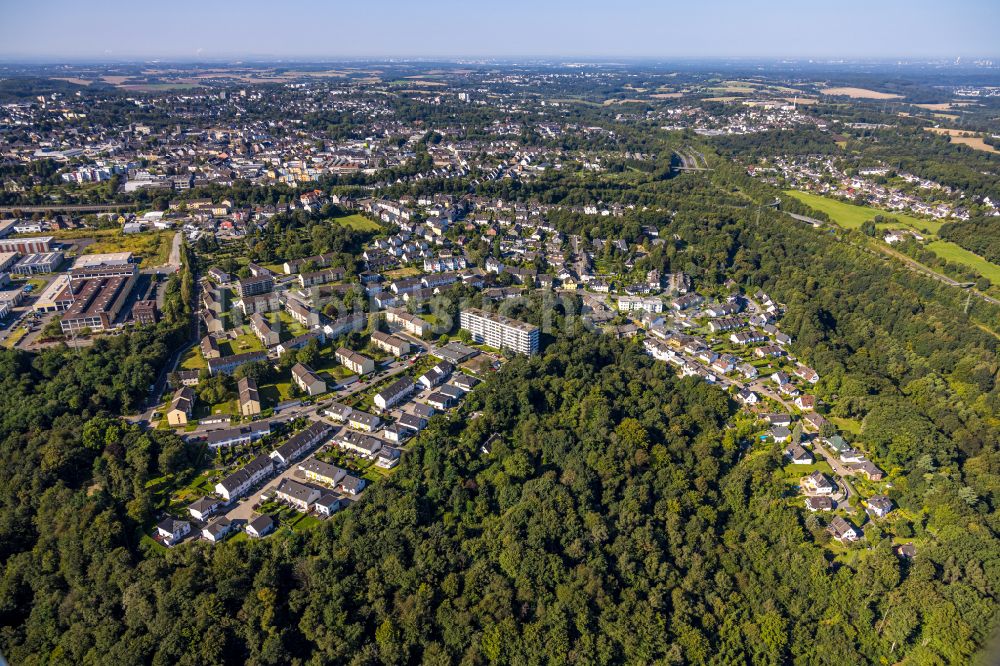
[459,307,539,355]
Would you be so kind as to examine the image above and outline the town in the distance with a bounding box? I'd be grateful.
[0,55,998,665]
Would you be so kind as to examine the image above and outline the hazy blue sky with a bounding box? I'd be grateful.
[0,0,997,60]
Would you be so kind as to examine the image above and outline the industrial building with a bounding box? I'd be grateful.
[12,252,63,274]
[59,270,138,335]
[0,236,53,254]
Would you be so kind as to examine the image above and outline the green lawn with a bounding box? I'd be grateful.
[196,398,236,420]
[385,267,421,279]
[289,513,322,531]
[179,344,207,370]
[332,213,381,232]
[776,460,834,480]
[785,191,943,235]
[1,327,28,349]
[276,311,310,340]
[261,380,296,404]
[221,327,265,356]
[925,240,1000,283]
[829,416,862,436]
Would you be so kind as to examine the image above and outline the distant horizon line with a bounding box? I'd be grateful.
[0,54,998,66]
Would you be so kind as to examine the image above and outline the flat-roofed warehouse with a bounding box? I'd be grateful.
[0,252,18,272]
[70,262,139,281]
[33,274,74,312]
[12,251,63,274]
[72,252,133,269]
[0,236,53,254]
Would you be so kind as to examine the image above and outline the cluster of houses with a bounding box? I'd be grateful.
[155,420,369,546]
[753,155,972,221]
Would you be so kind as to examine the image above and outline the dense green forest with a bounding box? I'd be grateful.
[940,217,1000,265]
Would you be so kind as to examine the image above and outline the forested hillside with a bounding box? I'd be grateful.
[0,179,998,664]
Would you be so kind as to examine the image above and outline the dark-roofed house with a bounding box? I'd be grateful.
[156,517,191,546]
[451,373,480,392]
[202,422,271,449]
[250,313,280,347]
[201,335,221,359]
[418,361,453,390]
[785,443,813,465]
[828,516,860,543]
[426,391,455,411]
[382,423,413,444]
[187,497,221,522]
[867,495,893,518]
[802,471,835,495]
[236,274,273,298]
[314,494,342,517]
[348,410,381,432]
[371,330,410,357]
[397,413,427,432]
[375,446,401,469]
[269,421,331,467]
[374,377,415,410]
[276,330,326,357]
[215,455,274,502]
[167,387,195,426]
[339,475,366,496]
[335,430,383,459]
[173,369,201,387]
[207,351,268,376]
[764,413,792,427]
[202,518,233,543]
[291,363,326,396]
[275,478,321,511]
[299,459,347,487]
[336,347,375,375]
[411,403,435,419]
[805,496,834,512]
[246,514,275,538]
[322,402,353,423]
[286,299,320,327]
[849,460,885,481]
[770,425,792,443]
[238,377,261,417]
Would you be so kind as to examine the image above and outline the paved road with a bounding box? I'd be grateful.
[167,232,182,271]
[810,437,858,510]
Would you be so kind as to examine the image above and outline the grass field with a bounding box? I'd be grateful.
[924,128,999,154]
[819,87,902,100]
[926,240,1000,283]
[785,191,944,235]
[332,214,381,232]
[43,228,174,266]
[179,346,207,371]
[1,327,28,349]
[384,267,421,279]
[221,327,265,356]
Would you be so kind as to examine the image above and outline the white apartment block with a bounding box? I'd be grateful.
[459,308,539,355]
